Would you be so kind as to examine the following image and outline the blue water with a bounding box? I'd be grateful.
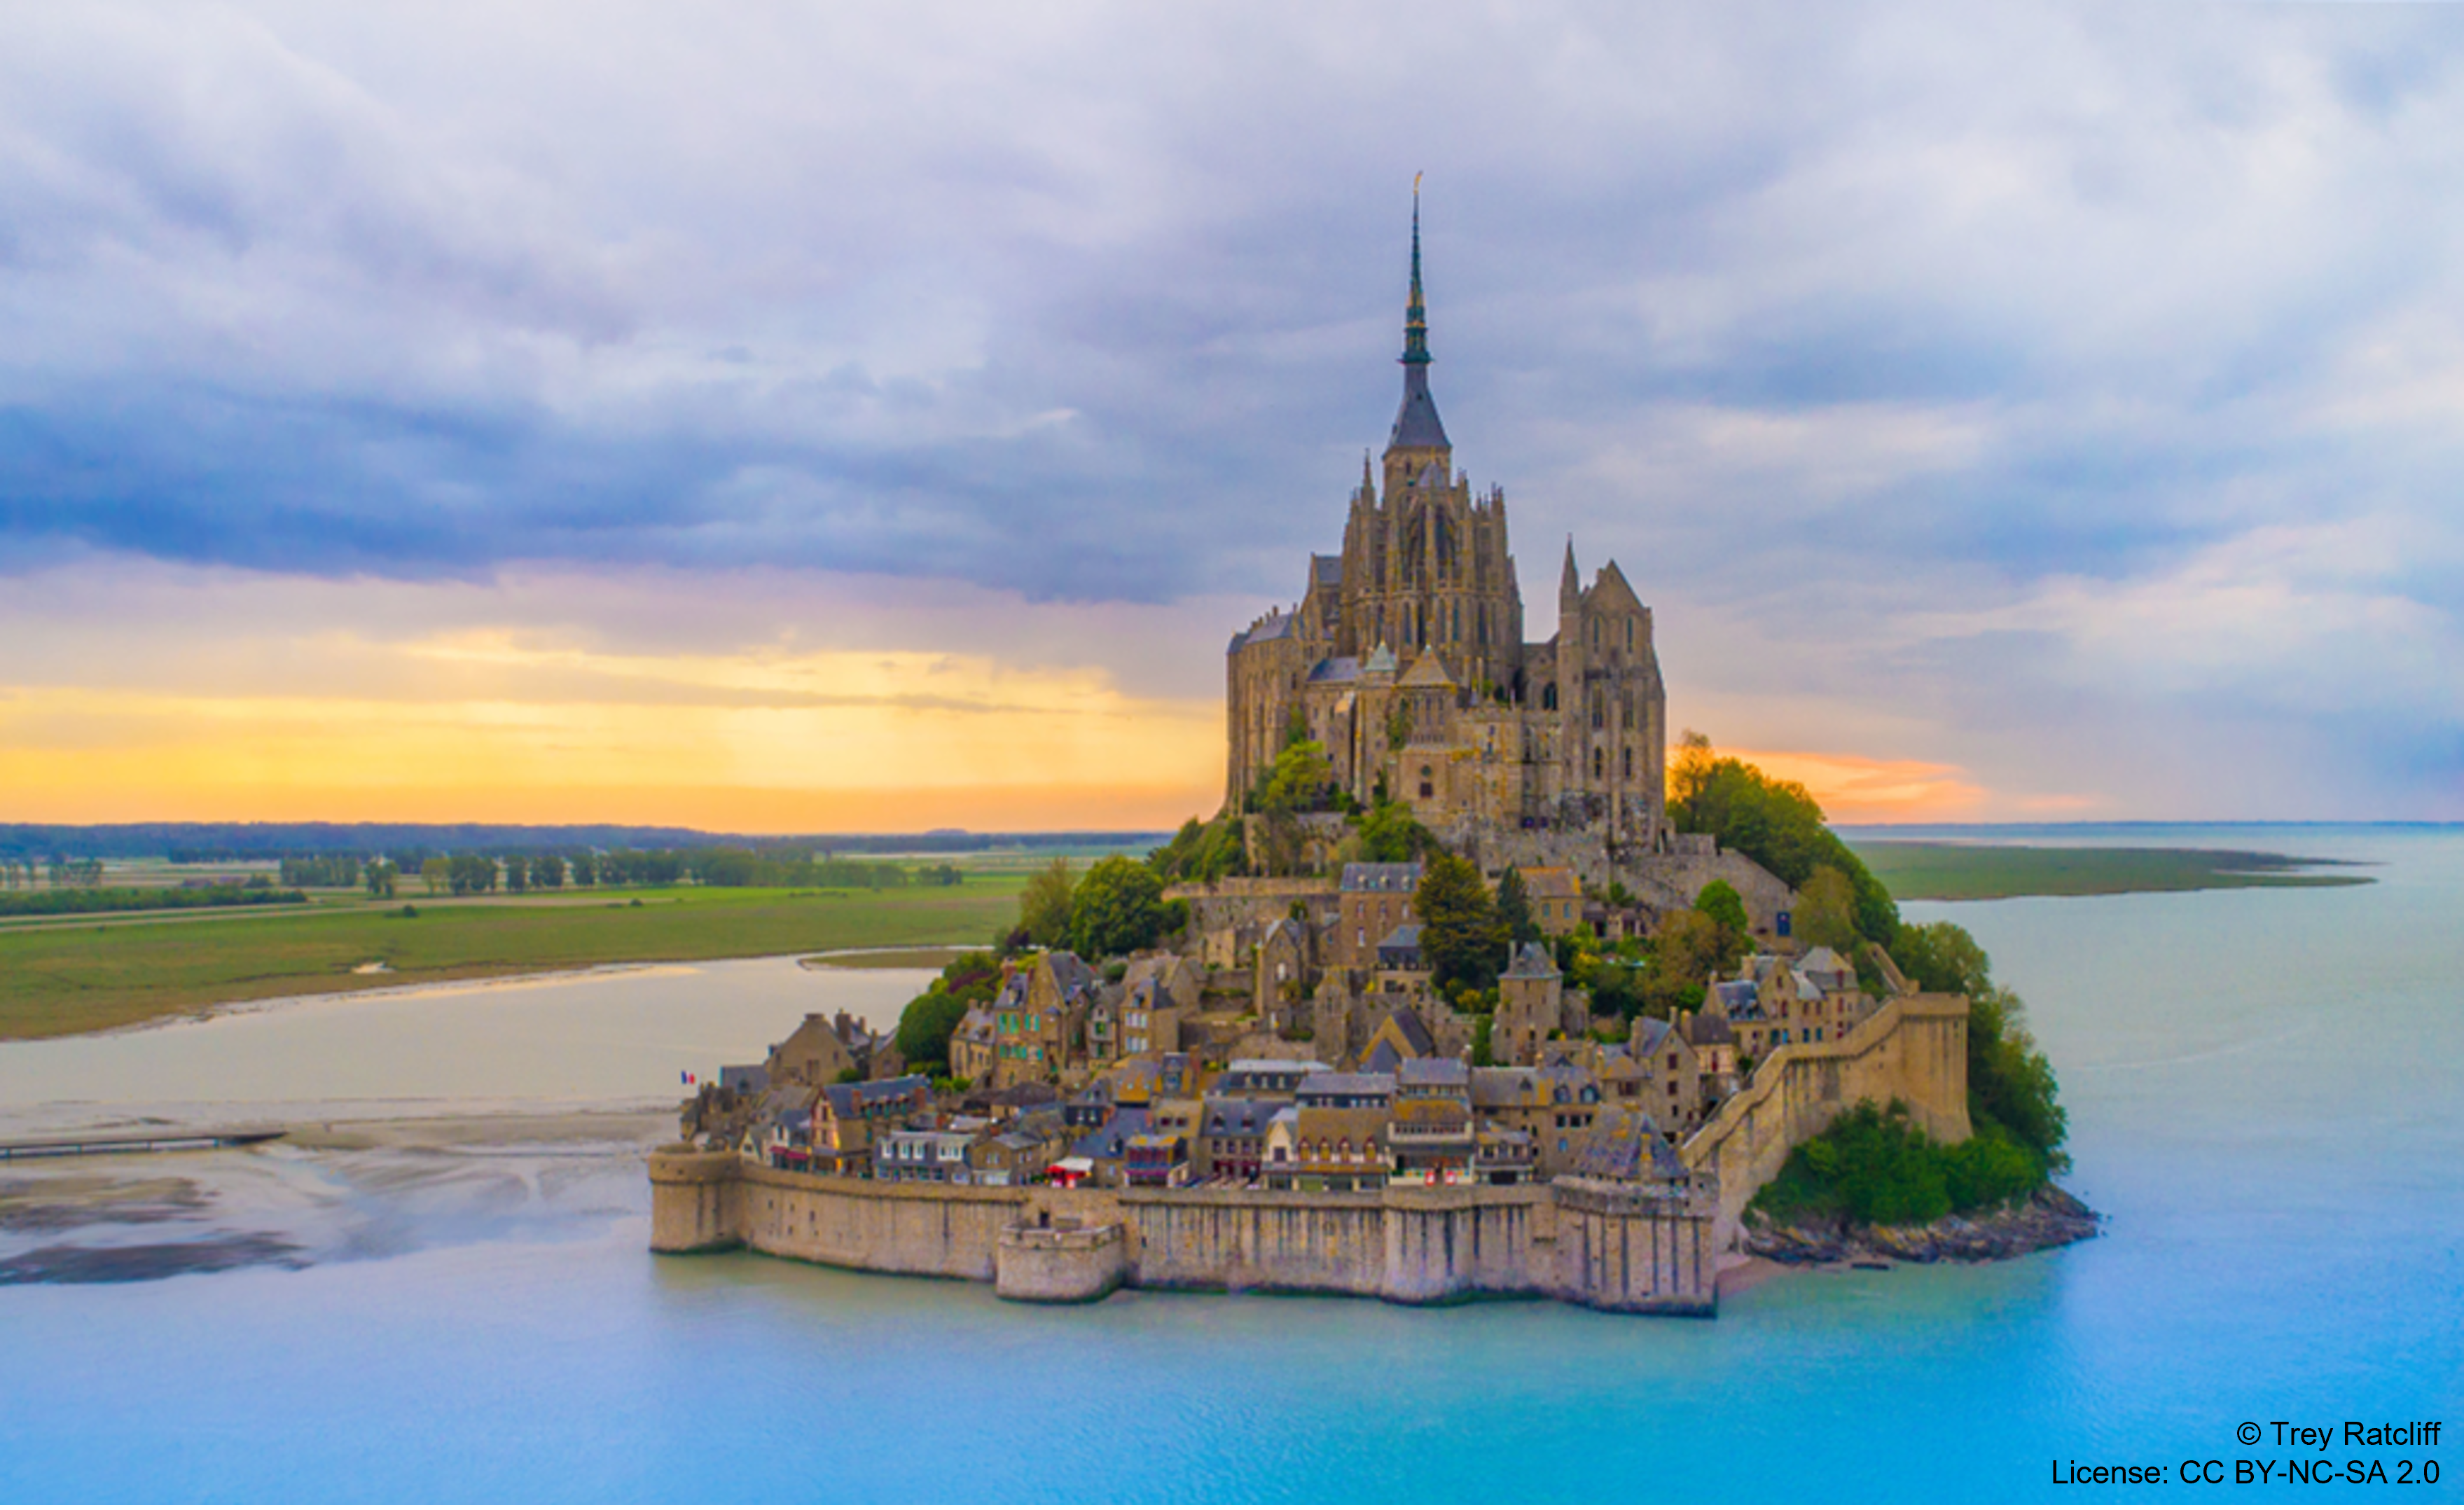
[2,825,2458,1502]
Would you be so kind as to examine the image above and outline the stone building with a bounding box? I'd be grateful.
[1495,940,1574,1065]
[1226,193,1668,852]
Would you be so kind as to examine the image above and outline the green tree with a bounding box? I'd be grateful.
[420,857,450,896]
[1069,855,1182,960]
[569,852,597,887]
[1889,919,1991,996]
[1794,865,1862,953]
[533,854,567,889]
[1149,815,1247,883]
[1416,853,1507,994]
[1694,879,1749,952]
[892,952,1002,1072]
[1886,920,2067,1164]
[1495,866,1537,944]
[1257,739,1339,814]
[1354,799,1440,864]
[1639,907,1733,1017]
[361,860,398,900]
[1017,857,1074,948]
[1668,737,1899,943]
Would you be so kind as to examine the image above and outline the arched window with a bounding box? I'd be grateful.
[1451,603,1460,642]
[1626,616,1636,651]
[1591,747,1604,780]
[1591,693,1604,731]
[1542,683,1557,712]
[1418,765,1435,801]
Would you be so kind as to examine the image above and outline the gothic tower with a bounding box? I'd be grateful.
[1336,185,1523,700]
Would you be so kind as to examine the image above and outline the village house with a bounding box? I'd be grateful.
[990,951,1099,1088]
[1336,862,1422,970]
[1193,1097,1277,1184]
[763,1013,854,1088]
[875,1123,984,1184]
[811,1073,932,1176]
[1262,1069,1395,1192]
[1254,917,1309,1030]
[1514,866,1584,936]
[948,1004,997,1086]
[1387,1057,1476,1182]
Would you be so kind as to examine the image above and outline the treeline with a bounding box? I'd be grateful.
[0,883,308,918]
[403,849,960,896]
[0,859,106,889]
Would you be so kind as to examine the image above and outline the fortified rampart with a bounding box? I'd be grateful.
[649,1161,1717,1315]
[1680,992,1972,1244]
[649,992,1968,1315]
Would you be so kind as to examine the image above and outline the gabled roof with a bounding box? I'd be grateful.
[1200,1099,1276,1136]
[1071,1107,1151,1161]
[1365,1040,1405,1074]
[1630,1016,1673,1056]
[1397,650,1457,688]
[1568,1104,1685,1183]
[1373,1003,1437,1058]
[1295,1070,1395,1102]
[1397,1056,1469,1089]
[1376,923,1423,952]
[1501,941,1558,981]
[1362,644,1399,677]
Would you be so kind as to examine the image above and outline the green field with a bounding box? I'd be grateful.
[1845,841,2372,902]
[0,877,1027,1041]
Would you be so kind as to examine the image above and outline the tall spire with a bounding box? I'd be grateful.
[1387,173,1450,456]
[1403,173,1430,368]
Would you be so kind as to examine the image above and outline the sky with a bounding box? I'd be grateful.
[4,1,2462,830]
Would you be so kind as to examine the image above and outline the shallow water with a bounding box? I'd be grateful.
[1,826,2457,1502]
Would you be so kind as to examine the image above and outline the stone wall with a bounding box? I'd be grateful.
[1680,992,1972,1249]
[651,1157,1712,1314]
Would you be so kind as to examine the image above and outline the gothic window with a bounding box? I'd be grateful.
[1626,616,1635,651]
[1591,747,1604,780]
[1542,683,1557,712]
[1419,765,1434,801]
[1590,692,1603,731]
[1451,602,1460,642]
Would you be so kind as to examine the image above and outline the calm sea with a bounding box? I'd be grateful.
[0,826,2456,1503]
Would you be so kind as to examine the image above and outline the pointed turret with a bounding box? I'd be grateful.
[1560,537,1581,609]
[1387,178,1450,456]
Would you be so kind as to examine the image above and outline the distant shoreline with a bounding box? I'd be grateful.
[1843,840,2372,902]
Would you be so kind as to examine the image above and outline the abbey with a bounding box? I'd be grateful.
[1226,200,1668,852]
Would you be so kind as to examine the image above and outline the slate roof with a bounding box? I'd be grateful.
[719,1064,770,1096]
[1306,656,1361,685]
[1397,650,1457,688]
[819,1074,929,1119]
[1630,1016,1674,1056]
[1364,1041,1405,1074]
[1342,861,1424,893]
[1199,1099,1277,1137]
[1295,1071,1396,1104]
[1501,941,1559,981]
[1311,553,1343,588]
[1373,1004,1437,1058]
[1071,1107,1151,1161]
[1397,1056,1469,1090]
[1567,1104,1687,1184]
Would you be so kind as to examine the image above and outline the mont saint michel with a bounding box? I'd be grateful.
[649,203,2061,1315]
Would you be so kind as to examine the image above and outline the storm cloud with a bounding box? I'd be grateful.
[4,1,2462,818]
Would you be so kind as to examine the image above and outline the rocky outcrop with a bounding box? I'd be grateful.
[1745,1184,2098,1266]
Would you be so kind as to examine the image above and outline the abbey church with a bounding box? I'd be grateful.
[1226,198,1670,857]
